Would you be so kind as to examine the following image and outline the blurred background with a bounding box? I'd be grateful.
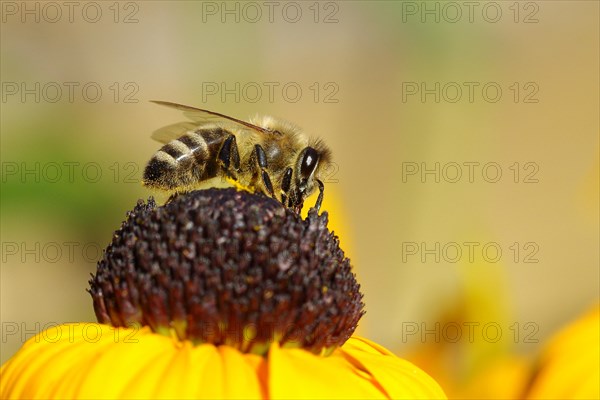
[1,1,598,397]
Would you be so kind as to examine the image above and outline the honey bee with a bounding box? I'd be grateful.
[143,101,332,213]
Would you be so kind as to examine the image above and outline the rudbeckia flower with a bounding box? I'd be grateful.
[427,304,599,400]
[524,304,600,399]
[1,188,446,399]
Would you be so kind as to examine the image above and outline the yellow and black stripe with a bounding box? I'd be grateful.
[143,128,227,190]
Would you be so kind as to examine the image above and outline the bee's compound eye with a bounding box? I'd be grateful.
[300,147,319,179]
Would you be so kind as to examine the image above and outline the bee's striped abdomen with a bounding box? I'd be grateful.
[143,128,227,190]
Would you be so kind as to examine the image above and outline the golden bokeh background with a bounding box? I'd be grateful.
[1,1,598,396]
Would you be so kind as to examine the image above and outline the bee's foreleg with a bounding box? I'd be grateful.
[166,192,180,204]
[314,179,324,214]
[218,135,241,179]
[254,144,276,199]
[280,167,293,205]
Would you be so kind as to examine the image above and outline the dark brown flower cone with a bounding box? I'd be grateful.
[89,188,364,355]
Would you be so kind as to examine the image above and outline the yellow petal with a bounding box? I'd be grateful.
[2,326,447,400]
[113,333,184,399]
[243,353,269,399]
[269,342,389,399]
[144,341,195,399]
[184,344,221,398]
[343,336,395,356]
[66,325,170,398]
[167,343,265,399]
[341,339,447,399]
[2,324,116,399]
[219,345,264,399]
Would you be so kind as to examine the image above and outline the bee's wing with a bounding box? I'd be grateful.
[151,121,200,144]
[150,100,270,143]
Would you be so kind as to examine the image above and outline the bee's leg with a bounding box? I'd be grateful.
[166,193,179,203]
[314,179,324,213]
[166,190,189,204]
[280,167,293,205]
[218,135,241,179]
[254,144,276,199]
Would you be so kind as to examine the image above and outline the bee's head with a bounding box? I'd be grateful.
[292,141,332,211]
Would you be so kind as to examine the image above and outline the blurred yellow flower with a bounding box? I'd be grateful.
[452,355,532,399]
[0,323,446,399]
[524,304,600,399]
[445,304,600,399]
